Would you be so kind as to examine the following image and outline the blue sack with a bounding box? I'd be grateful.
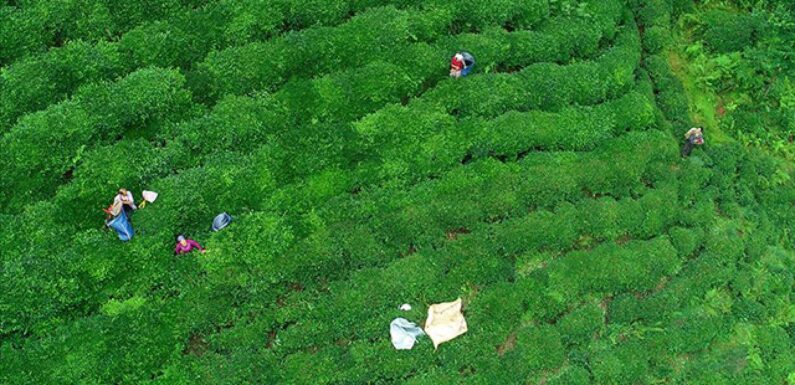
[461,52,475,76]
[212,212,232,232]
[106,210,134,241]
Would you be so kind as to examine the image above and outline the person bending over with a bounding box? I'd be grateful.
[174,235,206,255]
[450,52,466,78]
[682,127,704,157]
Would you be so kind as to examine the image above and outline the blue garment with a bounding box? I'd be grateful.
[461,52,475,76]
[106,210,134,241]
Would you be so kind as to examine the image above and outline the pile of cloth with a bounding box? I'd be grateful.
[390,298,468,350]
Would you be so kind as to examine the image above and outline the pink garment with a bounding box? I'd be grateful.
[174,239,204,255]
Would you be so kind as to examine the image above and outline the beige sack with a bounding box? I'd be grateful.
[424,298,468,349]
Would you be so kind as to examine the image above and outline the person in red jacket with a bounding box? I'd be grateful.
[450,52,465,78]
[174,235,206,255]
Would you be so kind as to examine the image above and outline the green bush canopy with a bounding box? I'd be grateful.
[1,0,794,384]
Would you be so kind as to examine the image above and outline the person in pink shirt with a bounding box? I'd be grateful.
[174,235,206,255]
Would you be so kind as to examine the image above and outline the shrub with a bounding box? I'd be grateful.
[700,10,765,53]
[75,67,195,135]
[513,325,565,371]
[0,102,93,210]
[668,226,703,257]
[0,68,195,212]
[0,1,185,66]
[547,365,592,385]
[547,237,680,301]
[0,40,123,129]
[609,293,642,324]
[558,303,604,346]
[642,25,670,54]
[193,7,447,100]
[591,340,651,385]
[51,139,170,226]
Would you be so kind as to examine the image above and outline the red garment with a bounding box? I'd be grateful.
[450,55,464,71]
[175,239,204,255]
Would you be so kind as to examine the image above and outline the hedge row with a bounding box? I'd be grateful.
[189,2,627,153]
[190,6,453,101]
[197,131,677,305]
[0,9,638,339]
[189,190,688,383]
[634,0,693,137]
[0,40,124,131]
[191,0,591,102]
[272,186,683,352]
[469,90,656,154]
[0,130,672,338]
[356,89,656,186]
[573,3,795,383]
[0,0,429,131]
[602,229,795,383]
[254,220,731,385]
[0,0,190,66]
[344,22,641,185]
[144,2,795,383]
[77,146,689,384]
[0,68,195,213]
[3,129,676,372]
[0,286,197,385]
[42,9,629,228]
[260,20,640,185]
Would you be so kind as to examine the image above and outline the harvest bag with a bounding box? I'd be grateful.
[106,210,134,241]
[212,212,232,231]
[461,52,476,76]
[390,318,425,350]
[424,298,468,348]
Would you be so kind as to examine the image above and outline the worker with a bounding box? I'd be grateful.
[103,188,136,219]
[450,52,466,78]
[114,188,137,216]
[174,235,206,255]
[682,127,704,157]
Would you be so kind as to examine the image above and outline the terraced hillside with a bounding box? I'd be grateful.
[1,0,794,384]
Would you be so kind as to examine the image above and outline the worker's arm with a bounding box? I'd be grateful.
[125,191,137,209]
[188,239,205,251]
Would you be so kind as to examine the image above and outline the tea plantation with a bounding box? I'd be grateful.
[1,0,794,384]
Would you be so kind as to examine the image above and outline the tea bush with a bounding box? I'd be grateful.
[2,0,794,384]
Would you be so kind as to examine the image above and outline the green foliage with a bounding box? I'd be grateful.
[2,0,794,384]
[559,303,604,346]
[513,325,565,370]
[0,0,185,65]
[699,9,766,53]
[0,68,195,212]
[668,226,704,257]
[0,40,123,129]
